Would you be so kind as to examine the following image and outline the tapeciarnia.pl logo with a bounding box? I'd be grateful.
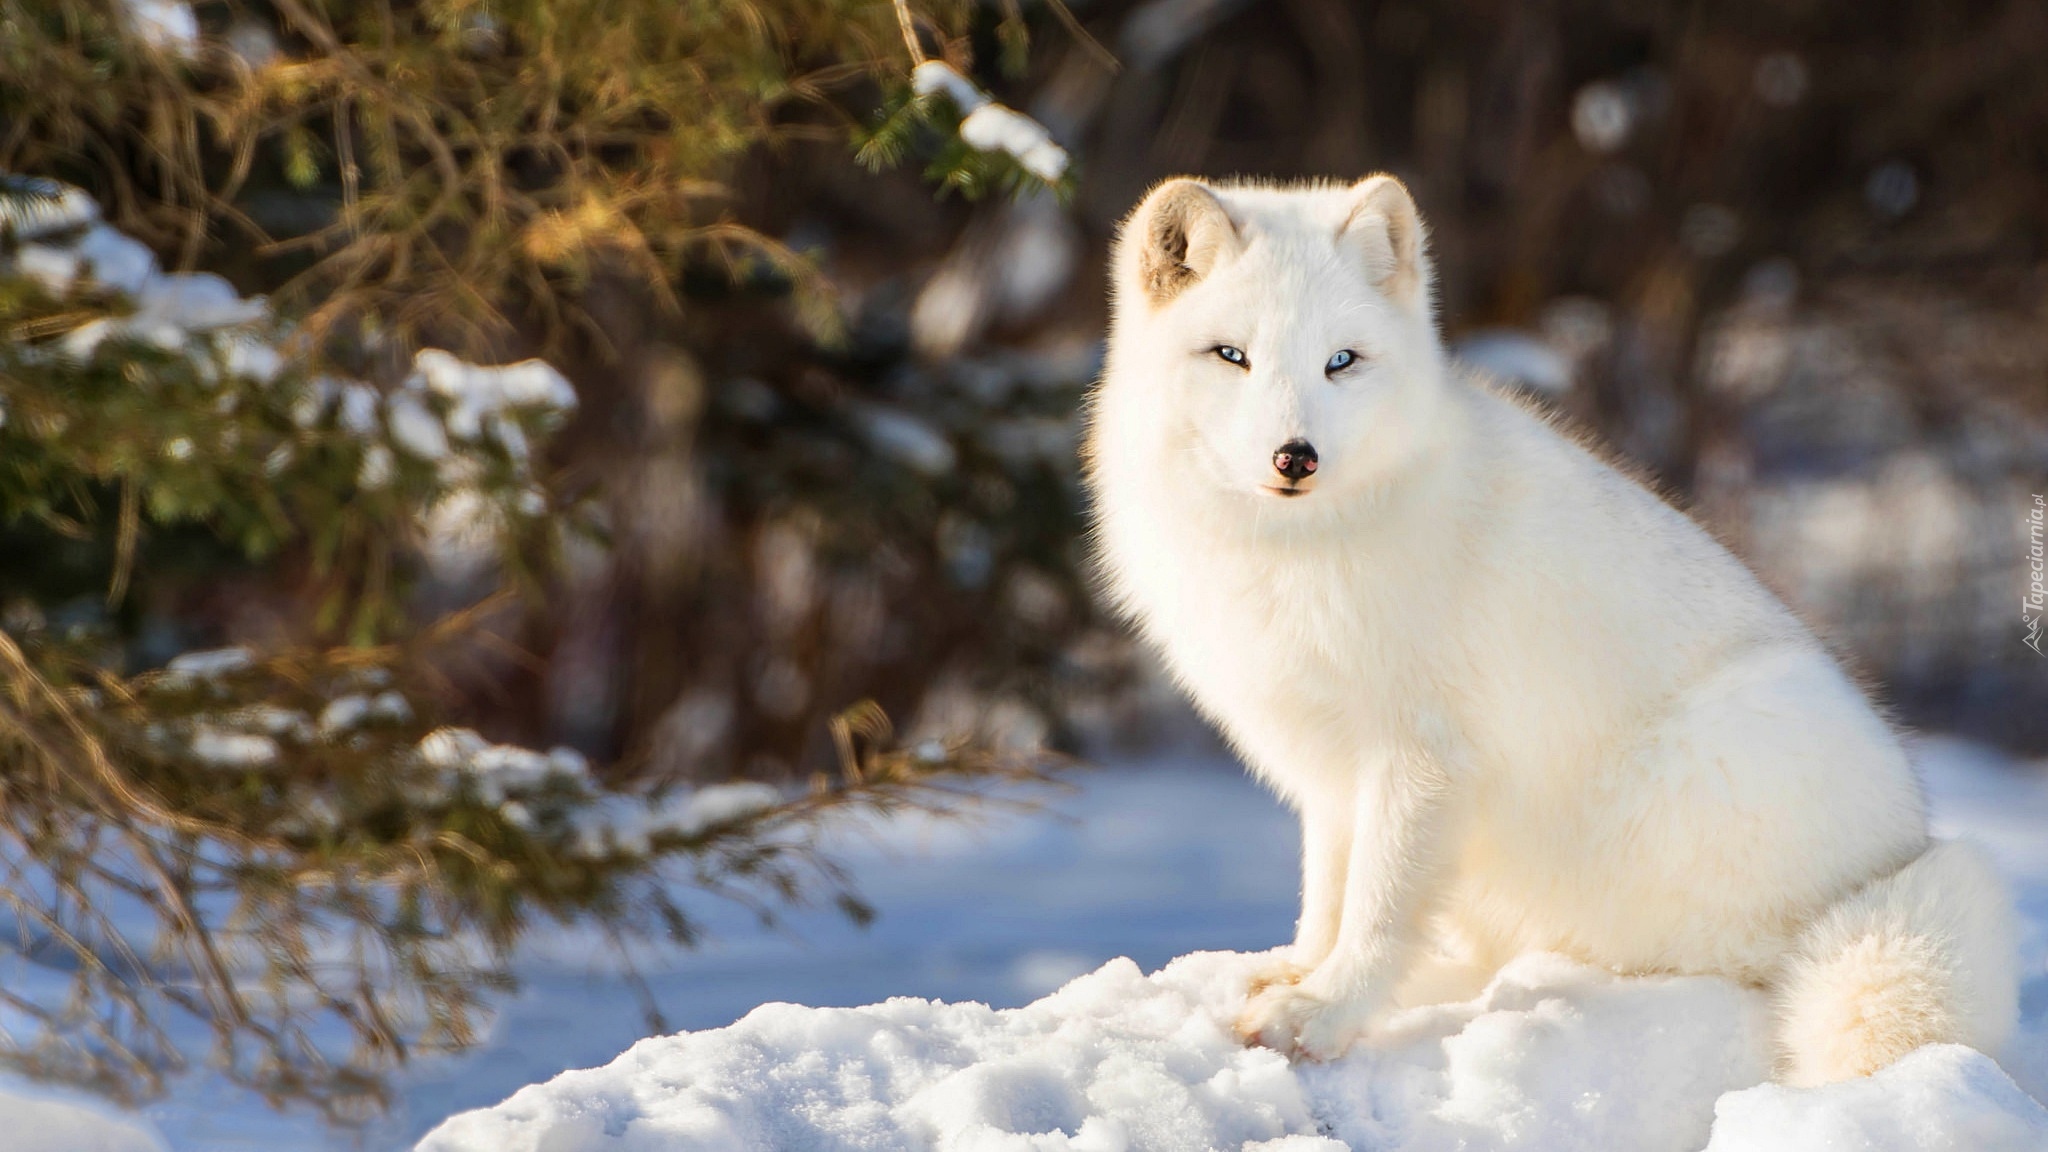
[2026,494,2045,656]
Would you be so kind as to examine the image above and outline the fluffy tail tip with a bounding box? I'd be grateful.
[1775,839,2019,1087]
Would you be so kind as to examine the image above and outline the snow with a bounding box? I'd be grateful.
[387,390,454,460]
[317,690,411,736]
[991,194,1082,325]
[135,272,268,331]
[337,382,382,436]
[188,725,280,768]
[420,951,1319,1150]
[219,335,283,385]
[4,179,579,570]
[239,704,314,739]
[0,1072,168,1152]
[2,177,574,482]
[1706,1045,2048,1151]
[416,726,593,804]
[1452,329,1573,395]
[1571,83,1635,153]
[566,782,781,860]
[960,106,1071,183]
[5,191,277,364]
[855,403,958,475]
[420,951,1784,1152]
[0,735,2010,1148]
[409,349,578,441]
[224,18,280,69]
[420,487,502,575]
[0,178,100,240]
[911,262,986,359]
[912,62,988,115]
[15,244,82,295]
[911,62,1070,183]
[185,702,318,768]
[419,939,2048,1151]
[358,442,396,488]
[162,646,256,679]
[62,272,269,359]
[411,738,2048,1152]
[405,729,776,860]
[123,0,199,55]
[60,272,268,358]
[75,225,160,296]
[911,192,1081,357]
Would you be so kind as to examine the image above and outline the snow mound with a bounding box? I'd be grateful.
[0,1073,167,1152]
[417,946,2043,1152]
[418,950,1314,1151]
[1707,1044,2048,1151]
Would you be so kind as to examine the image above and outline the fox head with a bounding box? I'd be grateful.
[1096,175,1449,519]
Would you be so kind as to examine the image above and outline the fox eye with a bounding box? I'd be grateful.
[1325,349,1358,374]
[1213,345,1249,369]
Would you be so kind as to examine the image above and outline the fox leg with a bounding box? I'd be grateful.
[1238,750,1455,1059]
[1391,910,1506,1010]
[1248,792,1355,996]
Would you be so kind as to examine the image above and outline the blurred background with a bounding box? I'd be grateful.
[13,0,2045,780]
[517,0,2048,769]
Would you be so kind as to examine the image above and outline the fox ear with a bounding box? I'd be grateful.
[1127,179,1240,305]
[1339,174,1430,310]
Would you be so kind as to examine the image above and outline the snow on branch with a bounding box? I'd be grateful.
[122,0,199,55]
[911,61,1071,184]
[3,174,579,576]
[0,176,102,240]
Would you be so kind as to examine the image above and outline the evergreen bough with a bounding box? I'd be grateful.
[0,0,1073,1120]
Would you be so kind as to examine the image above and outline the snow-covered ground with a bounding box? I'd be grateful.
[17,736,2048,1149]
[131,751,1302,1149]
[0,1074,168,1152]
[404,735,2048,1152]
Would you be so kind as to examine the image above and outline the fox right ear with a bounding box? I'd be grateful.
[1128,179,1239,305]
[1339,174,1430,311]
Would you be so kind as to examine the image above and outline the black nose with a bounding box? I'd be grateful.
[1272,439,1318,482]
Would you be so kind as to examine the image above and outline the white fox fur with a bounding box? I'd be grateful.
[1083,174,2019,1082]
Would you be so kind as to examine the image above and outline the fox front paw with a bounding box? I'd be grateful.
[1244,952,1312,998]
[1232,980,1372,1061]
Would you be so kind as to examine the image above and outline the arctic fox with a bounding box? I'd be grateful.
[1084,174,2018,1084]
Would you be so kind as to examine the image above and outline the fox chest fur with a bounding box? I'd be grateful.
[1112,486,1467,802]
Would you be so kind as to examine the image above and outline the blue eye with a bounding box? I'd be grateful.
[1214,345,1249,368]
[1326,349,1357,374]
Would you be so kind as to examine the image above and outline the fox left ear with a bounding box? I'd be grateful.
[1339,175,1431,311]
[1126,179,1241,306]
